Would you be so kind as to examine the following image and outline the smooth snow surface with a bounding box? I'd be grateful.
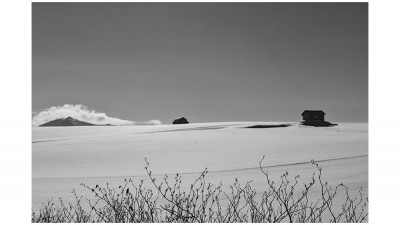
[32,122,368,214]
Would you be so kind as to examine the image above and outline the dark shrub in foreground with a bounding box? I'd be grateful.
[32,157,368,223]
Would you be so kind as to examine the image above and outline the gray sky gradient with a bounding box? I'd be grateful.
[33,3,368,123]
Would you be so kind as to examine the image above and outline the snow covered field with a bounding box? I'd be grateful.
[32,122,368,214]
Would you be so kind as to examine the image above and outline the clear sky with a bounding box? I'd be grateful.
[32,3,368,123]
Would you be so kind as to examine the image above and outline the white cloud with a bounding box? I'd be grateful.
[32,104,161,126]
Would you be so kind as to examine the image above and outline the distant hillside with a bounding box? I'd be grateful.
[39,117,95,127]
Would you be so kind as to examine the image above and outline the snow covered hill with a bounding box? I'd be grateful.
[32,122,368,213]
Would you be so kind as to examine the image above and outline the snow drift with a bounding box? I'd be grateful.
[32,122,368,214]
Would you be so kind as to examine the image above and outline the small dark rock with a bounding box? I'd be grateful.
[173,117,189,124]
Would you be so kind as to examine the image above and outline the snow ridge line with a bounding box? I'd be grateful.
[215,154,368,174]
[34,154,367,180]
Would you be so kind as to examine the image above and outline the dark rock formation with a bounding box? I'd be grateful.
[300,120,337,127]
[301,110,325,121]
[245,124,291,128]
[300,110,337,127]
[172,117,189,125]
[39,117,95,127]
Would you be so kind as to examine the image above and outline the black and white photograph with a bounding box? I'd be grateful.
[29,2,371,223]
[10,0,400,223]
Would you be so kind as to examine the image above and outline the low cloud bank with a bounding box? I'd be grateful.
[32,104,161,127]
